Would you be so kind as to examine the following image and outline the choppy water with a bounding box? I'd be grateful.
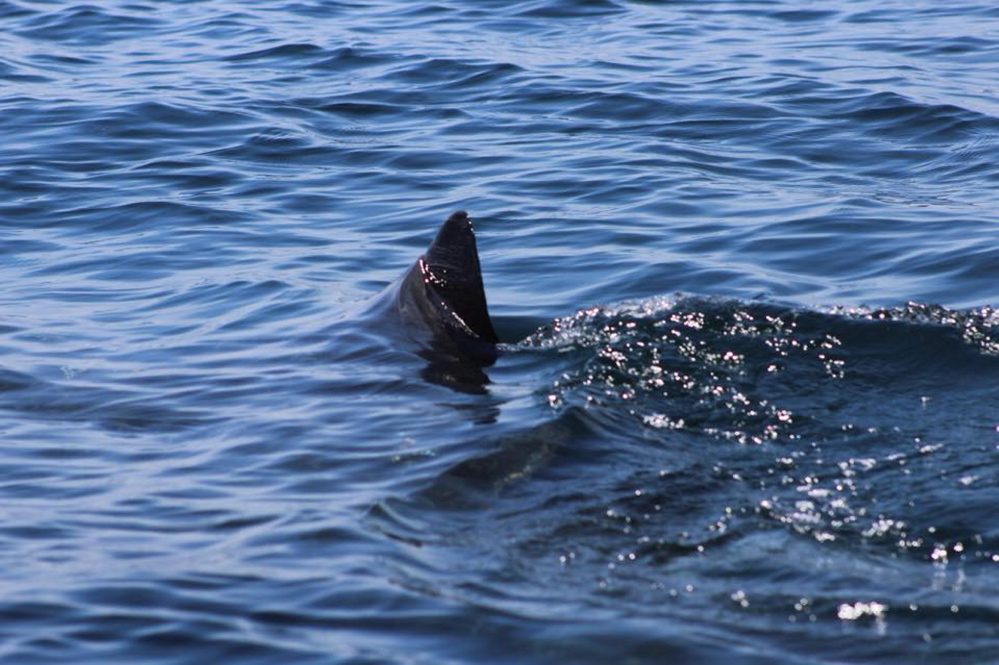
[2,1,998,663]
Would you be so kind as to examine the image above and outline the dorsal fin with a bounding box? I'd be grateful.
[421,211,499,344]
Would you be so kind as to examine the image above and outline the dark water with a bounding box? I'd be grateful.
[2,1,998,662]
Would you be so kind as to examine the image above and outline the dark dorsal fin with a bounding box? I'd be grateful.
[421,211,499,344]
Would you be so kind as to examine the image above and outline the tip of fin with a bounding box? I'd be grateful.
[440,210,472,236]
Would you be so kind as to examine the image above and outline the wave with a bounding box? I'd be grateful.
[372,296,999,654]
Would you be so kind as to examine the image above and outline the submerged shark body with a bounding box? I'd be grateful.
[387,211,499,372]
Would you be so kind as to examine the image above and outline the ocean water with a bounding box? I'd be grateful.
[1,0,998,663]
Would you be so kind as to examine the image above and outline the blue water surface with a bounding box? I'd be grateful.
[1,1,998,663]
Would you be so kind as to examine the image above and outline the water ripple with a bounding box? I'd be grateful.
[1,0,998,663]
